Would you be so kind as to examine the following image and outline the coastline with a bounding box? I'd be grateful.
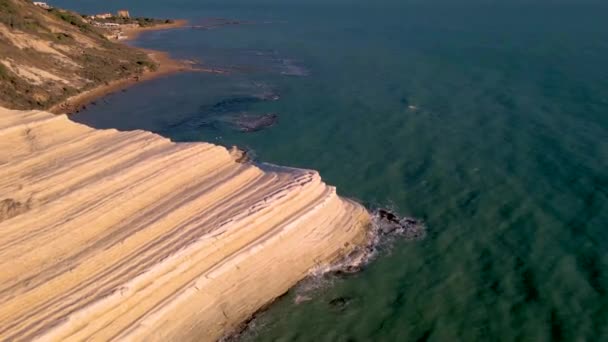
[48,20,223,115]
[0,107,372,341]
[0,10,373,340]
[48,48,194,115]
[122,19,189,41]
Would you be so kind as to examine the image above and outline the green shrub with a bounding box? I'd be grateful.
[54,32,74,41]
[0,0,16,14]
[136,59,158,71]
[49,8,93,32]
[0,63,9,79]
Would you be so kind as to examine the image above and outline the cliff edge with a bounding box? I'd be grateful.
[0,107,371,341]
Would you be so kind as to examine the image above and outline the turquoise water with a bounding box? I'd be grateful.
[58,1,608,340]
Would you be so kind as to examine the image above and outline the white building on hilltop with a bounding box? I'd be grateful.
[33,2,52,9]
[94,13,113,19]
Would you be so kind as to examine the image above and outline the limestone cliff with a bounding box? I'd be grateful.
[0,107,370,341]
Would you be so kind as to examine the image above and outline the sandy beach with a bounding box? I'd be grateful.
[48,49,195,114]
[122,19,190,41]
[48,20,204,115]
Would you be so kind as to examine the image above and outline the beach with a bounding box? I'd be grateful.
[122,19,189,41]
[48,21,198,115]
[48,49,194,114]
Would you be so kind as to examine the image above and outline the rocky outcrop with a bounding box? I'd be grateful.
[0,107,370,341]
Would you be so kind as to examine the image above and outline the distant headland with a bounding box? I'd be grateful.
[0,0,194,113]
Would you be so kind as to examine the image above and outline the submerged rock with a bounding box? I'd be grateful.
[233,113,278,132]
[378,208,400,224]
[326,208,425,279]
[175,92,281,134]
[207,96,263,114]
[328,296,353,311]
[375,208,424,239]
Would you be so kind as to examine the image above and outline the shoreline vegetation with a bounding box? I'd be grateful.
[0,0,217,112]
[49,10,196,114]
[48,46,229,115]
[121,19,189,41]
[48,16,225,115]
[48,48,193,114]
[49,16,256,114]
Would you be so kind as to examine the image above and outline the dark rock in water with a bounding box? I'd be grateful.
[234,113,278,132]
[377,209,402,235]
[375,209,425,239]
[167,92,281,135]
[206,96,262,114]
[378,209,399,224]
[331,265,361,277]
[328,296,352,311]
[404,217,419,225]
[165,114,215,132]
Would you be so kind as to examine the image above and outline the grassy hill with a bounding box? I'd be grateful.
[0,0,156,109]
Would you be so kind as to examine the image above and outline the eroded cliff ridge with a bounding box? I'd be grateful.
[0,107,370,341]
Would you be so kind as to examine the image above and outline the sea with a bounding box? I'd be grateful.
[53,0,608,340]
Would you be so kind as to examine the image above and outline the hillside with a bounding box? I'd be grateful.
[0,0,156,110]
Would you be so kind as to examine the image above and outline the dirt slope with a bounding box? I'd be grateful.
[0,0,155,109]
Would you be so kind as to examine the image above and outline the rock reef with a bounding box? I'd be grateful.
[0,107,370,341]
